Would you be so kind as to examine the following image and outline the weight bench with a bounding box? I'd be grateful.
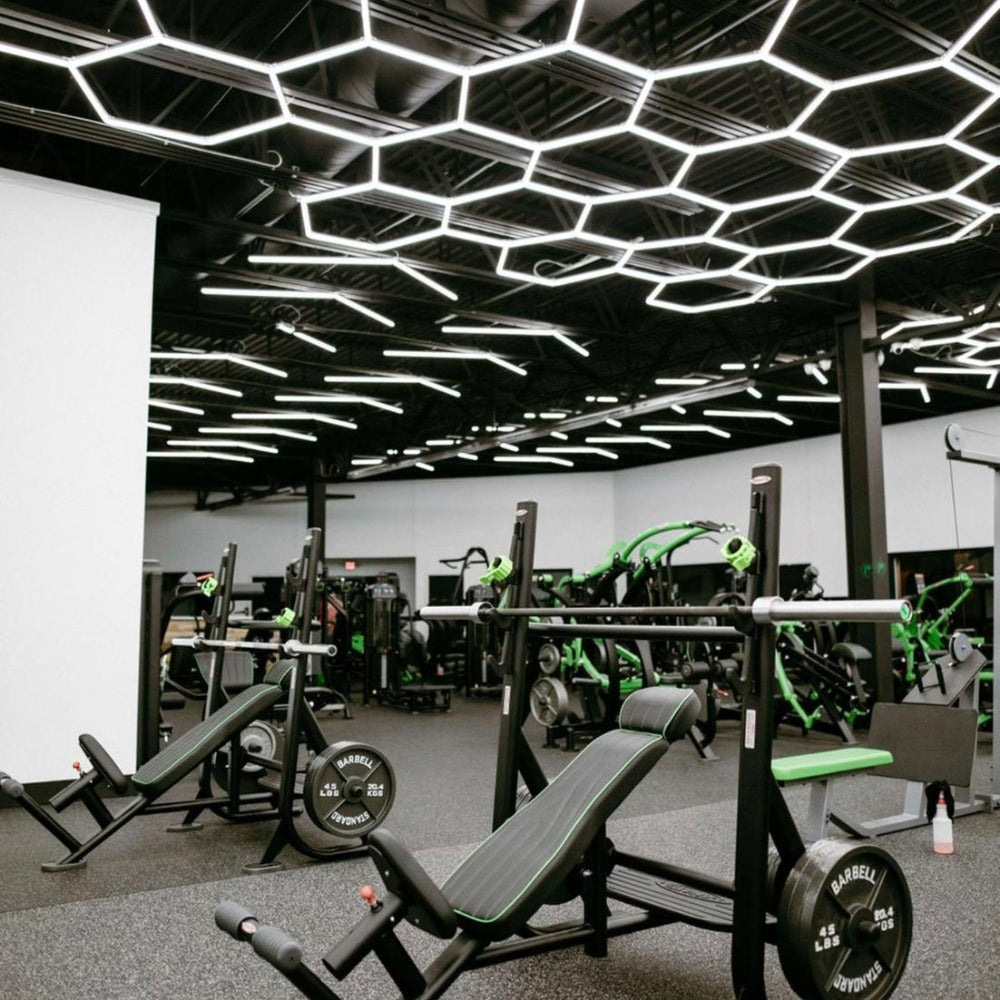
[216,685,701,996]
[771,745,894,844]
[773,697,982,842]
[0,660,294,871]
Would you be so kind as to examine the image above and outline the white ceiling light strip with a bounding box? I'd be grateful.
[537,446,619,460]
[703,408,794,426]
[382,349,528,376]
[585,435,672,451]
[232,410,359,429]
[11,0,996,315]
[441,325,589,358]
[200,425,318,442]
[494,455,574,467]
[639,423,732,439]
[150,351,288,378]
[274,393,402,415]
[149,375,243,397]
[166,438,279,454]
[148,400,205,415]
[324,374,462,398]
[202,286,395,327]
[147,450,253,463]
[248,253,458,301]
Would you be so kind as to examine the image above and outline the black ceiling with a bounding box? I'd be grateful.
[2,0,999,503]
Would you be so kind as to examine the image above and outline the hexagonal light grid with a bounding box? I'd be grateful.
[2,0,999,312]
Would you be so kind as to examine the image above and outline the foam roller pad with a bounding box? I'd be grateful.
[252,925,304,972]
[215,900,257,939]
[0,772,23,797]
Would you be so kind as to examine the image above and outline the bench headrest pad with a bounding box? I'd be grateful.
[619,686,700,742]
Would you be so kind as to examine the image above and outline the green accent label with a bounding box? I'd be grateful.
[275,607,296,627]
[200,576,218,597]
[351,633,365,654]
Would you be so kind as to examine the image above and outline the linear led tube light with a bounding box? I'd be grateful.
[232,413,358,432]
[249,254,458,301]
[382,349,527,376]
[703,408,794,426]
[351,458,385,466]
[493,455,574,467]
[167,438,279,454]
[274,393,402,415]
[776,394,841,403]
[147,421,172,431]
[639,423,732,438]
[199,425,318,442]
[457,452,479,460]
[879,382,931,403]
[913,366,995,376]
[744,387,763,400]
[202,287,395,327]
[394,262,458,300]
[149,375,243,397]
[440,325,589,358]
[585,435,672,451]
[233,410,358,429]
[550,431,569,441]
[323,374,462,398]
[147,450,253,463]
[286,328,338,354]
[655,377,711,386]
[499,442,520,452]
[149,352,288,378]
[149,400,205,415]
[415,462,435,472]
[537,446,619,459]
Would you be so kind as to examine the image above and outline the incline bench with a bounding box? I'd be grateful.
[0,660,294,870]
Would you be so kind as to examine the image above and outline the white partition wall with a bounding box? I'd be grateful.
[0,169,157,783]
[145,407,1000,607]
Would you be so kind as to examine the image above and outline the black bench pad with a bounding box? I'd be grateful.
[132,660,293,799]
[442,686,699,941]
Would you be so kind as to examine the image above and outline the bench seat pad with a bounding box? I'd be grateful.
[442,686,699,941]
[132,660,294,799]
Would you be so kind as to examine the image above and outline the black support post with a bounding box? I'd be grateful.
[137,560,164,767]
[306,466,327,564]
[835,272,894,704]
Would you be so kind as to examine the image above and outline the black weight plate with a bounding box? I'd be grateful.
[778,840,912,1000]
[303,741,395,838]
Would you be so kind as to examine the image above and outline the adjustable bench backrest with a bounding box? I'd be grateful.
[442,685,700,941]
[131,660,295,800]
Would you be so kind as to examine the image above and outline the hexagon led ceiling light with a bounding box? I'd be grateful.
[2,0,999,314]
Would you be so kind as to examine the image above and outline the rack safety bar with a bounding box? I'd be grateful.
[172,637,337,658]
[419,597,911,627]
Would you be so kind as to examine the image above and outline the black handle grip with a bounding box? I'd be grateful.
[0,772,23,798]
[215,900,257,940]
[252,925,304,973]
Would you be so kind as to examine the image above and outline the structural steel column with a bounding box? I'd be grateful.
[835,271,894,704]
[306,464,327,564]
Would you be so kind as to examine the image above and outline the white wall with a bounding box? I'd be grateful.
[0,170,157,783]
[145,472,618,609]
[145,405,1000,607]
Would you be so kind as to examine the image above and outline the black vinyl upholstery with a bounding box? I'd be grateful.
[131,660,294,799]
[442,686,700,940]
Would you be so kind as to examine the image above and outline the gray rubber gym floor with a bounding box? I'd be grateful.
[1,696,996,999]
